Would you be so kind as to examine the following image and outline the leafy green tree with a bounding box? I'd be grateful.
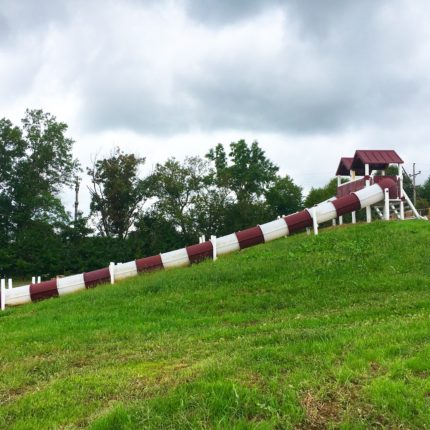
[265,175,303,217]
[304,178,338,208]
[0,110,79,277]
[146,156,208,242]
[0,110,78,235]
[206,140,278,204]
[88,148,147,239]
[206,140,279,230]
[419,175,430,206]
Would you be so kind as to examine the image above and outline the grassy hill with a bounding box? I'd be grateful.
[1,221,430,429]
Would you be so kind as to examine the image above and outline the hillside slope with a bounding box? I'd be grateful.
[1,221,430,429]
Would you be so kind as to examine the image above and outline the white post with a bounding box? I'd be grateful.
[1,279,5,311]
[306,227,311,235]
[384,188,390,220]
[109,262,115,285]
[400,201,405,220]
[339,216,343,225]
[332,219,336,226]
[8,279,12,289]
[31,276,36,284]
[352,211,356,224]
[312,206,318,235]
[365,163,372,223]
[37,276,41,284]
[398,163,405,220]
[210,235,217,261]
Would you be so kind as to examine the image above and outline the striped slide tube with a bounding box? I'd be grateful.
[1,178,396,308]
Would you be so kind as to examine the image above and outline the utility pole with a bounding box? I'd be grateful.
[74,176,80,223]
[410,163,421,207]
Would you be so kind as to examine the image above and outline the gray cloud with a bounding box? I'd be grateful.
[0,0,429,173]
[67,0,428,137]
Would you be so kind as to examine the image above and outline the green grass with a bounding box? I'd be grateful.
[1,220,430,429]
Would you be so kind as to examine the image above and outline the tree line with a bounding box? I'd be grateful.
[1,110,429,278]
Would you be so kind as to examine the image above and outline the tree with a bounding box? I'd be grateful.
[146,156,207,242]
[0,110,78,234]
[206,140,278,204]
[304,178,338,207]
[88,148,147,239]
[206,140,279,230]
[0,109,79,277]
[265,175,303,217]
[419,175,430,207]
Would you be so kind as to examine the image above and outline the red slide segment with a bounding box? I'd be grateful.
[136,255,163,272]
[30,279,58,301]
[84,268,110,288]
[284,211,313,233]
[186,241,213,264]
[332,194,361,216]
[236,226,265,249]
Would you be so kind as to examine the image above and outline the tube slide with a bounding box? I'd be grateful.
[1,178,397,309]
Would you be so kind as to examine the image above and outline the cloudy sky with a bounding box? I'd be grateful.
[1,0,430,213]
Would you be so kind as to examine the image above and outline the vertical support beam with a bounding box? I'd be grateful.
[312,206,318,235]
[351,211,356,224]
[306,227,311,235]
[8,279,12,289]
[32,276,36,284]
[350,170,356,180]
[1,279,5,311]
[398,163,405,220]
[400,201,405,220]
[365,163,371,223]
[336,175,343,225]
[210,235,217,261]
[109,262,115,285]
[37,276,41,284]
[384,188,390,220]
[332,219,336,226]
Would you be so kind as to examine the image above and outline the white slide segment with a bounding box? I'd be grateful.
[114,261,138,281]
[308,201,338,223]
[161,248,190,269]
[354,186,384,208]
[57,274,86,296]
[5,285,31,306]
[216,233,240,256]
[259,219,289,242]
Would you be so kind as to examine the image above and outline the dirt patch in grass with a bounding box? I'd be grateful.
[299,390,341,429]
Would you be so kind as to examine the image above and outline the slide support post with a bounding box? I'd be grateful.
[312,206,318,235]
[109,262,115,285]
[384,188,390,220]
[1,279,5,311]
[211,235,217,261]
[365,163,372,223]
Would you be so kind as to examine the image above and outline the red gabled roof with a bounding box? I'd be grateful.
[351,150,403,170]
[335,157,354,176]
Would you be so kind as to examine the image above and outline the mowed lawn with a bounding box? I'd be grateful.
[1,221,430,429]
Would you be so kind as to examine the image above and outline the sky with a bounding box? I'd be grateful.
[1,0,430,213]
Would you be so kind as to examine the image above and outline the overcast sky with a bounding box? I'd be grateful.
[1,0,430,213]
